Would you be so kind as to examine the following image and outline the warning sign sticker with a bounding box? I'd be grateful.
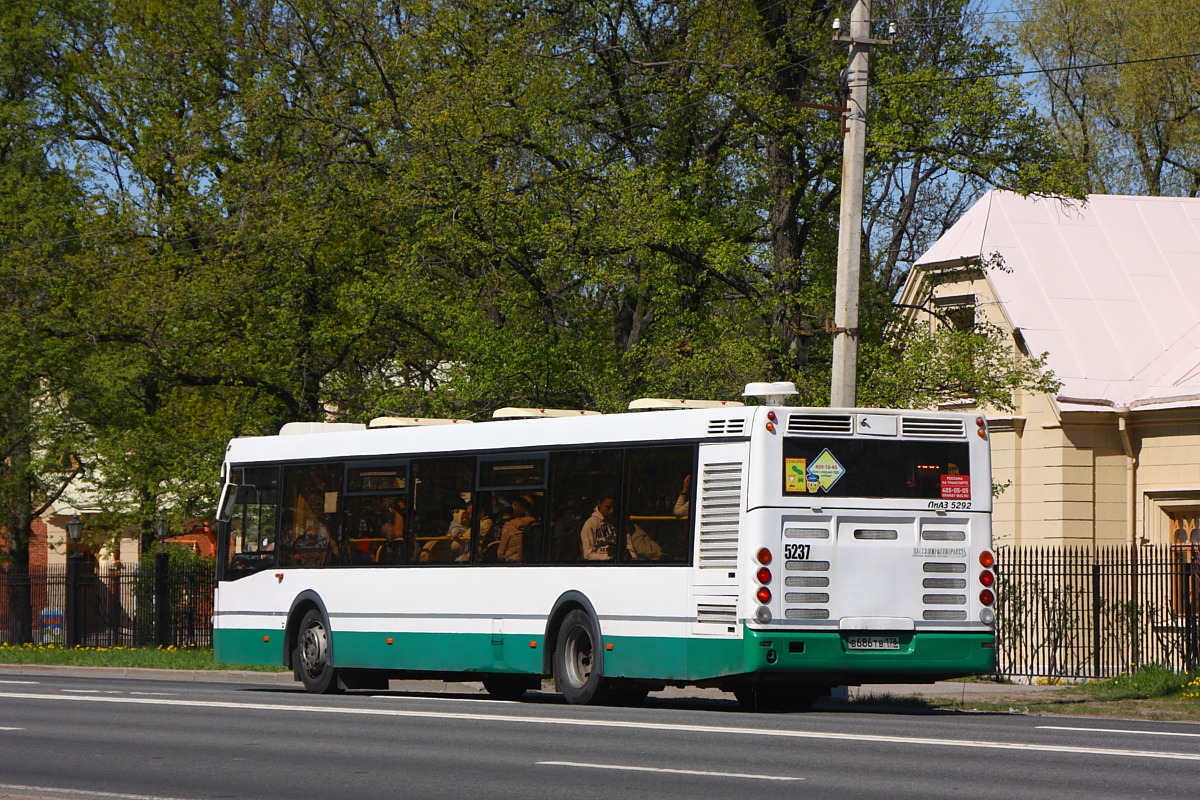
[808,449,845,493]
[940,474,971,500]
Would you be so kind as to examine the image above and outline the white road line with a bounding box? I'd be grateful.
[3,691,1200,762]
[0,727,24,731]
[0,680,40,685]
[538,761,800,781]
[1039,725,1200,739]
[0,783,196,800]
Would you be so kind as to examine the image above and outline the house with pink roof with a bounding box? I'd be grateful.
[899,191,1200,551]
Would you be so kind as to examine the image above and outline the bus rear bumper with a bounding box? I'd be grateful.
[739,626,996,683]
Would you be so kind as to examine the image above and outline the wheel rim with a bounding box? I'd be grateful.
[300,619,329,677]
[562,623,593,688]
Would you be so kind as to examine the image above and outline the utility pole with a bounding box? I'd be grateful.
[830,0,886,408]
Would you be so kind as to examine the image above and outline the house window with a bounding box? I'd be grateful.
[1168,509,1200,617]
[933,294,976,332]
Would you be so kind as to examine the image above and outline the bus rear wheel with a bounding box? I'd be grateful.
[295,608,343,694]
[554,609,609,705]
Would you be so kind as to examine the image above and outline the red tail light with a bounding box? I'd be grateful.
[979,589,995,606]
[756,587,772,604]
[756,566,772,584]
[979,570,995,587]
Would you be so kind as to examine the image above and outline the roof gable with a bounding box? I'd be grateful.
[913,192,1200,412]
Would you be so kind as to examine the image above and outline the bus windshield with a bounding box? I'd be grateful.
[782,437,971,500]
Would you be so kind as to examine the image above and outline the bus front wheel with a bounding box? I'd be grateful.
[295,608,343,694]
[554,609,608,705]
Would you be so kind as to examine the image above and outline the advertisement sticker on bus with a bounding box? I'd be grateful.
[785,458,807,493]
[940,474,970,500]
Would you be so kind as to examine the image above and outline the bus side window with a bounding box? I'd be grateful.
[621,446,694,565]
[547,450,623,564]
[411,457,475,565]
[279,463,343,568]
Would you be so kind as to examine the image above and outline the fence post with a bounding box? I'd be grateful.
[1091,560,1102,679]
[154,551,170,647]
[1188,558,1200,673]
[66,555,83,648]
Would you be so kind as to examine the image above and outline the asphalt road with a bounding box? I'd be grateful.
[1,671,1198,800]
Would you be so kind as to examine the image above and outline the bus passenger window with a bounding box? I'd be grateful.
[279,463,343,568]
[547,450,623,564]
[621,447,694,564]
[411,457,475,565]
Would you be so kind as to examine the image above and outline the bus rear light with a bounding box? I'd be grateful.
[755,606,772,624]
[979,550,995,568]
[756,587,772,604]
[980,608,995,625]
[979,570,995,587]
[765,421,776,432]
[756,566,772,584]
[756,547,772,565]
[979,588,995,606]
[976,416,987,440]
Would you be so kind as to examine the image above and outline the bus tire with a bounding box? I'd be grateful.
[554,609,609,705]
[481,675,532,701]
[295,608,343,694]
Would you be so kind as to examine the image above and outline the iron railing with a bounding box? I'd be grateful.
[1,557,214,648]
[994,545,1200,679]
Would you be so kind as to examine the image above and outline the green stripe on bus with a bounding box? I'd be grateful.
[215,626,994,681]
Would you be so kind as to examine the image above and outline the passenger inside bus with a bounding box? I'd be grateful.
[580,493,619,560]
[498,494,537,563]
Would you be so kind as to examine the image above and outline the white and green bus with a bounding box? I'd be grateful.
[213,382,996,710]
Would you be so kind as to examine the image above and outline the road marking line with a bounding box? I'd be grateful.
[0,680,40,685]
[0,727,23,731]
[0,783,196,800]
[538,761,800,781]
[1039,725,1200,738]
[3,691,1200,762]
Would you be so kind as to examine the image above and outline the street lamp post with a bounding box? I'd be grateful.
[65,515,84,648]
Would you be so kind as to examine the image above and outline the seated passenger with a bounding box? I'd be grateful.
[498,495,537,563]
[422,506,472,563]
[580,493,618,561]
[626,523,664,561]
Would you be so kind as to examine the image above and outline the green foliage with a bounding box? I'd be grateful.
[1019,0,1200,195]
[0,0,1082,556]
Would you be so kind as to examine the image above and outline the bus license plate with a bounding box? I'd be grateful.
[847,636,900,650]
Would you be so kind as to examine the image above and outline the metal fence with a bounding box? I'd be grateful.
[995,545,1200,680]
[0,557,214,648]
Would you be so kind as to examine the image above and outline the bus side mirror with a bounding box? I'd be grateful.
[217,483,239,523]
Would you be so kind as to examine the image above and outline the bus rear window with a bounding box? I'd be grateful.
[782,437,971,500]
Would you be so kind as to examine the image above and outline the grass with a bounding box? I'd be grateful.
[912,666,1200,722]
[0,643,288,672]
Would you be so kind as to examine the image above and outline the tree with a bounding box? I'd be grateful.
[1018,0,1200,196]
[0,0,88,641]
